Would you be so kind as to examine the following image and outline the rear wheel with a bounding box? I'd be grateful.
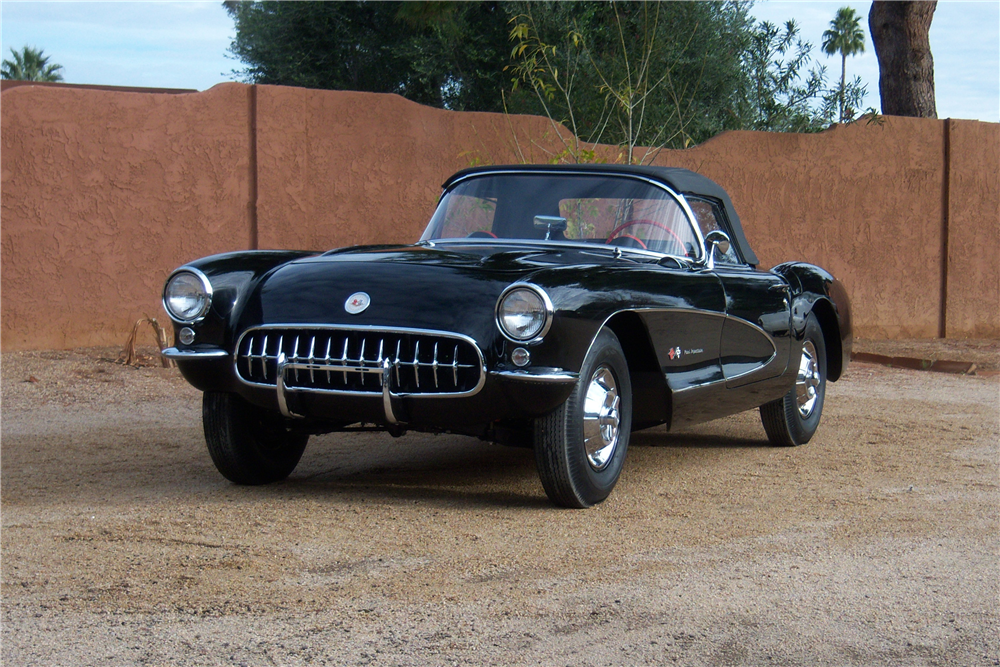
[203,392,308,484]
[534,329,632,508]
[760,313,827,446]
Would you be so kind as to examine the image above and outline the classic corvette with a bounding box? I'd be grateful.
[162,165,851,508]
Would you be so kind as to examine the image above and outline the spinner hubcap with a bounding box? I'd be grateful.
[583,365,621,470]
[796,339,821,418]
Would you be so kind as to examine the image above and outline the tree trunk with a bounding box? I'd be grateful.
[869,1,937,118]
[840,53,847,122]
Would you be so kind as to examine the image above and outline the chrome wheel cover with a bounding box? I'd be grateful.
[796,339,821,418]
[583,365,621,470]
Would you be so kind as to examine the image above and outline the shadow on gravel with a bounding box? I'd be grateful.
[632,430,768,449]
[2,419,771,509]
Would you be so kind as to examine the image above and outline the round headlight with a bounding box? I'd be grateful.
[163,270,212,323]
[497,285,551,342]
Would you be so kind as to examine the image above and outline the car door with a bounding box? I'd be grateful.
[687,197,791,388]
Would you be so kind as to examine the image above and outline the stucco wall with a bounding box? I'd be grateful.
[254,85,569,250]
[1,83,252,349]
[643,118,949,339]
[1,82,996,351]
[946,120,1000,338]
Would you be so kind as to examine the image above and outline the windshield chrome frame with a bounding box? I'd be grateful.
[423,169,707,264]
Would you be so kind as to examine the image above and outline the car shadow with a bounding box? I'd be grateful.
[631,429,768,450]
[2,419,772,511]
[287,434,551,509]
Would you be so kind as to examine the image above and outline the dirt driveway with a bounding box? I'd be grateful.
[2,349,997,666]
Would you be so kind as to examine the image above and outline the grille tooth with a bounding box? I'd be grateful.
[341,338,349,383]
[432,342,439,389]
[261,334,269,381]
[324,337,333,384]
[394,340,402,386]
[377,339,385,387]
[236,327,482,396]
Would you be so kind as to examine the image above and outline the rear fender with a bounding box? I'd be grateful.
[771,262,852,382]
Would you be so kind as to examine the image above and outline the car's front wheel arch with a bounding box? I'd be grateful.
[809,298,843,382]
[534,327,633,508]
[605,311,671,430]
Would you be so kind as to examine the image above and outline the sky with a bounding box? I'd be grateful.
[2,1,998,122]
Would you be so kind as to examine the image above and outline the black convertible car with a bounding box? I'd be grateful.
[162,165,851,508]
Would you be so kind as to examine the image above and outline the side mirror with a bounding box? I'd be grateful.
[704,230,731,270]
[533,215,568,240]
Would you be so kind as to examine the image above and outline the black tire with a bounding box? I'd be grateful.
[760,312,827,447]
[534,328,632,508]
[203,392,309,485]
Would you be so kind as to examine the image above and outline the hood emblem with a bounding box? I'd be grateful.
[345,292,371,315]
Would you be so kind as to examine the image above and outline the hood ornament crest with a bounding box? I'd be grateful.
[345,292,371,315]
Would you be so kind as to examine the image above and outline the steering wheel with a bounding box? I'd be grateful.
[607,234,647,249]
[606,219,685,254]
[467,230,498,239]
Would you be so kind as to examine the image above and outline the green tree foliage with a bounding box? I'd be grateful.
[506,1,754,157]
[822,6,867,122]
[737,20,828,132]
[225,1,871,153]
[1,46,64,82]
[224,1,510,111]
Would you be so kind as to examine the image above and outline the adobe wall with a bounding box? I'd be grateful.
[946,120,1000,338]
[1,82,996,351]
[254,85,569,250]
[644,118,949,339]
[1,83,253,349]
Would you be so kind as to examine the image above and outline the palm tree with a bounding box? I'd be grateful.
[822,7,866,122]
[1,46,64,82]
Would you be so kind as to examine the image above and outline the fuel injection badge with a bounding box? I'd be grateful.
[668,346,703,360]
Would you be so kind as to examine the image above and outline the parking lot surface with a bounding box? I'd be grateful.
[2,349,997,666]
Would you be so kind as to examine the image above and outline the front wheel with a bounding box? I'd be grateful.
[203,392,309,484]
[534,328,632,508]
[760,313,827,446]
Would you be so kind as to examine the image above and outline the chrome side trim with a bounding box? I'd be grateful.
[162,266,214,325]
[576,306,781,390]
[495,282,554,346]
[672,377,727,394]
[722,349,779,383]
[161,347,228,360]
[234,324,487,399]
[491,368,579,384]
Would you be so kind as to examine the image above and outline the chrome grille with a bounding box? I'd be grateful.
[235,326,484,396]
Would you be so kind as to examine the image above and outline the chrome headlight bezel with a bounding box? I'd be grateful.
[495,283,553,345]
[162,267,213,324]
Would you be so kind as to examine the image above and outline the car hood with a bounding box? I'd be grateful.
[239,242,624,343]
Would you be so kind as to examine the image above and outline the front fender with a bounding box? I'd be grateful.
[165,250,317,349]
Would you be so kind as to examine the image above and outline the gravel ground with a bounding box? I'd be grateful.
[853,338,1000,370]
[2,348,998,666]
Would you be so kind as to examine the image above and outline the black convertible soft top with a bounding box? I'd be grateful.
[444,164,759,267]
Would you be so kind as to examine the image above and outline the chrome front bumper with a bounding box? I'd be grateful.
[161,347,228,360]
[165,343,579,425]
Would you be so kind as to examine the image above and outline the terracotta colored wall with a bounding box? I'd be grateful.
[1,83,253,350]
[254,85,569,250]
[643,118,949,338]
[1,82,997,351]
[946,120,1000,338]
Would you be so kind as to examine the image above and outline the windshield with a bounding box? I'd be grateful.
[421,173,702,259]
